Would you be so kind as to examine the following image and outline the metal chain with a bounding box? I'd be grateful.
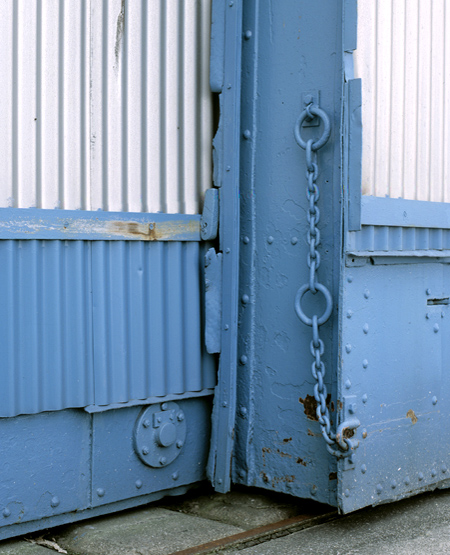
[294,104,353,458]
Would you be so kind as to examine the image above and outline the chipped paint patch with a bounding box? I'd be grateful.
[406,409,418,424]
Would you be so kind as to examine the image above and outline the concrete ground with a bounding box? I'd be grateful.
[1,486,450,554]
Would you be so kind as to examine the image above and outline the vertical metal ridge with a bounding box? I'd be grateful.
[159,1,168,214]
[35,0,42,208]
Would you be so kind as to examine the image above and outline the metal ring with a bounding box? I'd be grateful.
[294,105,332,151]
[294,282,333,326]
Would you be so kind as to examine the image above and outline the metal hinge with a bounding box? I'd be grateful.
[201,189,219,241]
[204,248,222,354]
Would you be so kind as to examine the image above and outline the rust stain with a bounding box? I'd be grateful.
[104,219,199,241]
[261,472,269,483]
[338,400,343,411]
[296,457,307,466]
[262,447,271,467]
[343,428,355,439]
[307,429,315,437]
[272,475,296,487]
[282,437,292,444]
[275,449,292,458]
[299,393,331,421]
[329,472,337,481]
[407,409,418,424]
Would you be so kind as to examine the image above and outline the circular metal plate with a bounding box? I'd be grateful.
[134,402,186,468]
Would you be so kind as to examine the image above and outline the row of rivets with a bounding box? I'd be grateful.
[374,467,448,494]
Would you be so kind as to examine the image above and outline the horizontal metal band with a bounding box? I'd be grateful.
[361,196,450,229]
[0,208,201,241]
[84,388,215,414]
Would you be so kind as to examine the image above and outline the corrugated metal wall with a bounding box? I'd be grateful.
[355,0,450,202]
[0,0,212,213]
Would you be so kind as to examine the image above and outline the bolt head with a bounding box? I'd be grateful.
[96,488,105,498]
[51,496,60,508]
[159,456,167,466]
[177,412,185,422]
[143,419,150,428]
[2,508,10,518]
[135,480,143,489]
[142,446,150,455]
[172,472,179,481]
[348,403,357,415]
[161,402,169,411]
[176,440,184,449]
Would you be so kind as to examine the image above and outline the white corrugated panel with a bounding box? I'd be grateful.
[0,1,212,214]
[354,0,450,202]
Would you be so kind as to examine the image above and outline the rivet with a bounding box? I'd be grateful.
[345,379,351,390]
[135,480,143,489]
[227,83,232,89]
[2,509,10,518]
[97,488,105,498]
[239,406,248,418]
[426,288,432,295]
[161,402,169,411]
[226,165,231,172]
[224,324,229,330]
[243,236,250,244]
[418,472,424,481]
[363,324,369,334]
[291,236,298,245]
[176,440,184,449]
[225,247,231,254]
[243,129,251,140]
[263,474,270,483]
[142,446,150,455]
[362,429,367,439]
[51,496,60,508]
[156,416,162,424]
[304,94,314,105]
[426,313,430,320]
[159,456,167,466]
[346,310,353,319]
[345,344,352,354]
[432,396,438,405]
[217,478,223,485]
[222,401,228,408]
[240,355,248,365]
[177,412,185,422]
[267,236,274,244]
[347,275,353,283]
[348,403,357,415]
[361,464,367,474]
[344,489,350,498]
[143,419,150,428]
[241,294,250,304]
[390,480,396,489]
[238,469,246,479]
[442,465,447,474]
[228,0,234,6]
[364,290,370,299]
[310,485,317,495]
[362,394,368,403]
[404,477,410,486]
[362,360,369,369]
[432,469,437,477]
[434,324,440,333]
[244,30,252,40]
[172,472,179,481]
[376,484,383,494]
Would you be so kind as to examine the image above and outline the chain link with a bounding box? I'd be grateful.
[294,104,353,458]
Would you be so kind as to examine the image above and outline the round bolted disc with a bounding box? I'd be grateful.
[134,402,186,468]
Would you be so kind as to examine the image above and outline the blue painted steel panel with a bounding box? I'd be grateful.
[0,410,91,526]
[348,226,450,253]
[338,260,450,512]
[91,397,212,507]
[227,0,344,507]
[0,240,94,417]
[92,241,216,407]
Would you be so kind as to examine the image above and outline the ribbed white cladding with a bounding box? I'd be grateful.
[0,0,212,213]
[355,0,450,202]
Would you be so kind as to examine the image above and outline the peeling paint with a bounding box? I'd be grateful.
[299,393,332,421]
[296,457,307,466]
[115,0,126,69]
[406,409,418,425]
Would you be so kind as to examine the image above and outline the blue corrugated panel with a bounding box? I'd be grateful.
[92,241,216,406]
[0,240,94,417]
[0,240,215,417]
